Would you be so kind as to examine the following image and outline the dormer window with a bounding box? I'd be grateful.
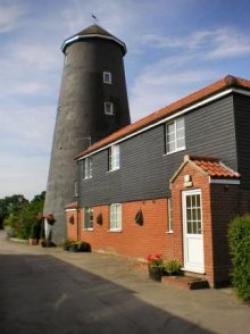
[103,71,112,84]
[104,102,114,116]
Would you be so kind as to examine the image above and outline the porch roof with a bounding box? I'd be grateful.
[170,155,240,183]
[65,201,78,210]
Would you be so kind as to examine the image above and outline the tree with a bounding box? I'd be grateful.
[0,194,28,229]
[2,191,45,239]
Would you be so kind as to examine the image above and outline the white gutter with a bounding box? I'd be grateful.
[209,177,240,185]
[77,87,250,161]
[61,34,127,54]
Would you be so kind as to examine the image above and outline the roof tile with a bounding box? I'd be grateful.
[189,156,240,179]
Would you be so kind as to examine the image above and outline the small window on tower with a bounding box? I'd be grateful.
[64,55,68,65]
[104,102,114,116]
[103,71,112,84]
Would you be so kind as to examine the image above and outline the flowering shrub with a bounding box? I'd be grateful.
[146,254,164,268]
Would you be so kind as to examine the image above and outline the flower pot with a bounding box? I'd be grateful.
[29,238,38,246]
[69,244,79,252]
[148,266,163,282]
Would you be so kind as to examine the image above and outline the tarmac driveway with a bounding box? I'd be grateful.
[0,232,249,334]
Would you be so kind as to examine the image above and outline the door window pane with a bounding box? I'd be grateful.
[185,194,202,234]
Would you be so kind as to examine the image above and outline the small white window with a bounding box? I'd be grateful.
[109,145,120,171]
[104,102,114,116]
[110,203,122,231]
[84,207,94,230]
[64,55,68,65]
[74,181,78,197]
[166,117,185,154]
[167,198,173,232]
[103,71,112,84]
[84,157,93,179]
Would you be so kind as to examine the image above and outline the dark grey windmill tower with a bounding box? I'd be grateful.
[44,24,131,242]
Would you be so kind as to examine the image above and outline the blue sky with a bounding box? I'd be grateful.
[1,0,250,199]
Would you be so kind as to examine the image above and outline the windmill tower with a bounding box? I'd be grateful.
[44,24,131,242]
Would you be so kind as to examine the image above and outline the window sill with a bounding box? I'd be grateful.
[104,113,115,116]
[108,229,122,233]
[165,230,174,234]
[84,228,94,232]
[107,168,120,173]
[83,176,92,180]
[163,147,186,156]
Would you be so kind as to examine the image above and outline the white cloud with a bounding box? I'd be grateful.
[141,28,250,59]
[206,29,250,59]
[129,26,250,121]
[130,65,220,121]
[0,3,26,33]
[15,44,59,70]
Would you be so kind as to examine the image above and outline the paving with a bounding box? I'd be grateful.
[0,232,249,334]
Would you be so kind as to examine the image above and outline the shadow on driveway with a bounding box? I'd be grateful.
[0,254,214,334]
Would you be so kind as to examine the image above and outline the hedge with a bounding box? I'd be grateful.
[228,215,250,301]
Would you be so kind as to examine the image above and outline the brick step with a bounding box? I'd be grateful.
[162,275,209,290]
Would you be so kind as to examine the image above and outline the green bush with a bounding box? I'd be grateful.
[164,259,182,275]
[63,240,91,252]
[228,215,250,301]
[3,192,45,240]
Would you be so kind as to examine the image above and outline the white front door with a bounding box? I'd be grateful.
[182,189,204,273]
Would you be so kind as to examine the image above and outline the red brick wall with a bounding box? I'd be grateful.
[66,209,78,240]
[171,163,215,285]
[171,162,250,287]
[74,198,175,260]
[65,162,250,288]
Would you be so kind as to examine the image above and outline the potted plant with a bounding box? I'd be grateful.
[62,239,74,251]
[76,241,91,252]
[163,259,182,276]
[146,254,164,282]
[63,240,91,252]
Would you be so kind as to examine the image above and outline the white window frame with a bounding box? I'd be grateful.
[84,207,94,230]
[104,102,114,116]
[166,117,185,154]
[74,181,78,197]
[109,203,122,232]
[84,157,93,179]
[103,71,112,84]
[167,198,173,233]
[109,144,120,171]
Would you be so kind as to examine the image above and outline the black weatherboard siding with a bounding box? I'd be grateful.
[44,25,130,242]
[234,93,250,189]
[78,94,238,207]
